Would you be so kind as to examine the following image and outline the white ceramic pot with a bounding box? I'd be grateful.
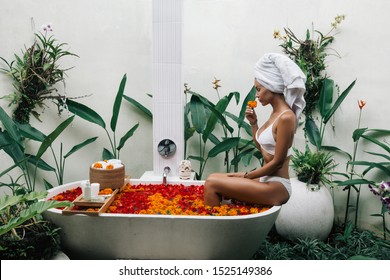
[275,177,334,241]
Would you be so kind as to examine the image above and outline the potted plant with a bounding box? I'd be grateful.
[275,146,336,241]
[0,190,72,259]
[290,146,336,190]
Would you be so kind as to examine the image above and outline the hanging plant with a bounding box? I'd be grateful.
[0,23,79,124]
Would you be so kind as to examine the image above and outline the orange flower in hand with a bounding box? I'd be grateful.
[358,99,366,109]
[247,100,257,109]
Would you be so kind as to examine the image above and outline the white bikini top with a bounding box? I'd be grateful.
[256,110,292,156]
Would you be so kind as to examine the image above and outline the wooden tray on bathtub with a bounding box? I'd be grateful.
[62,188,118,216]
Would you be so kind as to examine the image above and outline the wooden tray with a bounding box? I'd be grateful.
[62,188,118,216]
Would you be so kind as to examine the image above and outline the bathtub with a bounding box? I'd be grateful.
[43,179,281,260]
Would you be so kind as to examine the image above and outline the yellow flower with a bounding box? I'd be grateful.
[273,29,281,39]
[212,77,221,90]
[331,14,346,28]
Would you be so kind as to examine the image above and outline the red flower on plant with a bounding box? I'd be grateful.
[358,99,366,109]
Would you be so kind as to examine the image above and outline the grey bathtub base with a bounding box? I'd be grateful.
[44,211,279,260]
[43,180,281,260]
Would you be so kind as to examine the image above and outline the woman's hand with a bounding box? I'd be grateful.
[245,105,257,125]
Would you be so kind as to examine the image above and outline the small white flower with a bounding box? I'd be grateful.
[41,23,53,32]
[381,181,390,193]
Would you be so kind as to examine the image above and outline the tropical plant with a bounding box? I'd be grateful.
[274,15,356,147]
[290,145,336,187]
[0,190,72,259]
[368,181,390,240]
[333,100,390,230]
[66,74,139,160]
[0,104,96,192]
[253,223,390,260]
[124,80,263,179]
[0,24,79,124]
[184,80,263,179]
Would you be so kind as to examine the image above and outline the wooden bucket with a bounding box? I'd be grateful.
[89,165,125,189]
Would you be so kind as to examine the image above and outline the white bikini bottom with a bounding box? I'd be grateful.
[260,176,292,197]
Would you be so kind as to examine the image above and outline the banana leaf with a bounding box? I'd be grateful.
[102,148,115,161]
[323,79,356,124]
[0,131,26,167]
[123,95,153,119]
[16,123,46,142]
[117,123,139,151]
[360,134,390,154]
[189,95,207,134]
[305,118,321,148]
[36,115,75,160]
[110,74,127,132]
[66,99,106,129]
[64,136,98,158]
[318,78,334,118]
[350,161,390,177]
[208,137,240,158]
[202,92,237,143]
[0,106,23,146]
[188,155,206,163]
[26,154,55,171]
[336,178,374,186]
[238,86,256,125]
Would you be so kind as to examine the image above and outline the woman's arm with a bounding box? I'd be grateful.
[245,112,295,179]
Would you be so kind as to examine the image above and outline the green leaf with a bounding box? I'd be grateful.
[318,78,334,118]
[0,106,23,145]
[305,118,321,148]
[43,179,54,190]
[350,161,390,177]
[184,127,196,141]
[238,86,256,124]
[360,134,390,154]
[189,95,207,134]
[231,148,255,166]
[321,145,352,160]
[26,154,56,171]
[0,131,26,167]
[208,137,240,158]
[187,155,206,163]
[0,195,24,212]
[117,123,139,151]
[64,137,98,158]
[352,128,368,142]
[110,74,127,132]
[202,92,235,142]
[102,148,115,160]
[66,99,105,129]
[323,79,356,124]
[0,200,72,237]
[365,151,390,161]
[337,178,373,186]
[16,123,46,142]
[349,255,377,260]
[36,116,75,160]
[123,95,153,119]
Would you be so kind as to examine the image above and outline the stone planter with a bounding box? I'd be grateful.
[275,177,334,241]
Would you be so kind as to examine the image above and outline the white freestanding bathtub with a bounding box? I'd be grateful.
[43,179,281,260]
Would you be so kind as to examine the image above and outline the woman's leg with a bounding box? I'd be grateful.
[204,173,289,206]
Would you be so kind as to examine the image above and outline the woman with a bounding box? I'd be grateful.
[204,53,306,206]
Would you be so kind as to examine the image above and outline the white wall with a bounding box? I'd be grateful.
[0,0,389,232]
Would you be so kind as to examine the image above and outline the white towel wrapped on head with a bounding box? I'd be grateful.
[254,53,306,125]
